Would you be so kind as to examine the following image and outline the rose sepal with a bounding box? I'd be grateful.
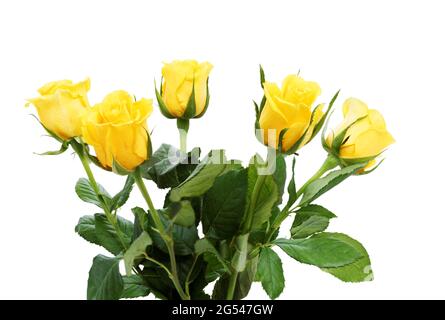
[306,90,340,144]
[155,79,175,119]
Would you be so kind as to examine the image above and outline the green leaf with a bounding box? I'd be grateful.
[75,178,111,208]
[299,163,364,206]
[145,144,186,176]
[202,169,248,239]
[272,154,286,205]
[188,270,211,300]
[204,254,228,283]
[124,231,152,276]
[169,200,195,227]
[95,214,133,255]
[170,150,228,201]
[110,176,134,211]
[257,247,285,299]
[291,216,330,239]
[147,211,198,256]
[141,144,199,189]
[87,255,123,300]
[195,239,226,263]
[245,159,279,230]
[322,236,373,282]
[121,275,150,299]
[274,232,364,268]
[132,207,148,241]
[141,264,173,300]
[212,256,258,300]
[75,215,99,245]
[249,206,280,244]
[291,205,336,239]
[195,239,230,282]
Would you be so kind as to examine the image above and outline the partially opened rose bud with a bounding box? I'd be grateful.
[324,98,395,171]
[82,90,153,172]
[257,74,325,153]
[156,60,213,119]
[27,79,90,140]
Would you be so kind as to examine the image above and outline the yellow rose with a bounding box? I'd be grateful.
[326,98,395,163]
[82,90,153,171]
[27,79,90,140]
[258,74,323,152]
[159,60,213,118]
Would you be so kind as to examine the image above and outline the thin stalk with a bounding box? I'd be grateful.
[288,154,339,212]
[185,255,199,298]
[76,145,128,249]
[133,168,189,300]
[266,154,339,242]
[177,118,189,153]
[226,271,238,300]
[179,129,187,153]
[242,174,266,234]
[143,253,173,277]
[133,168,164,233]
[227,149,272,300]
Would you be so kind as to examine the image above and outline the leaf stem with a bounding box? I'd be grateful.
[133,168,190,300]
[288,154,339,212]
[266,154,339,242]
[74,141,128,250]
[227,149,271,300]
[143,253,173,277]
[185,255,199,298]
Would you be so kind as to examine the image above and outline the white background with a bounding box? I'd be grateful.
[0,0,444,300]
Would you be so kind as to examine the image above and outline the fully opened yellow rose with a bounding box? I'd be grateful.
[27,79,90,140]
[82,90,153,171]
[326,98,395,166]
[258,75,323,152]
[159,60,213,118]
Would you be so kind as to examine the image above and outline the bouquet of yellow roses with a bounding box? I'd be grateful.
[27,60,394,300]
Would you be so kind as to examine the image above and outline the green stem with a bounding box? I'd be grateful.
[184,255,199,298]
[268,154,339,238]
[133,168,189,300]
[177,119,189,153]
[226,271,238,300]
[242,174,266,234]
[76,144,128,249]
[227,149,272,300]
[133,168,164,233]
[288,154,339,212]
[179,130,187,153]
